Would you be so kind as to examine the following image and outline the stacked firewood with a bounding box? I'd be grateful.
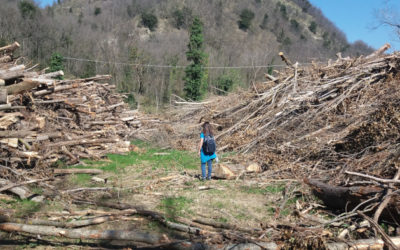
[0,42,142,180]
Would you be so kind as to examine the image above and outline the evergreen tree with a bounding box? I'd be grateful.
[184,17,206,101]
[49,53,64,79]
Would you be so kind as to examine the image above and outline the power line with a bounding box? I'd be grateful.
[63,56,322,69]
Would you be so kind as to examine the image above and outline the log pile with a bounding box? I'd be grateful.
[0,42,144,181]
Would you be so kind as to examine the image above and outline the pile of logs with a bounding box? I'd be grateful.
[0,42,143,182]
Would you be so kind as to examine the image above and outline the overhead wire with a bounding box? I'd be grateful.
[63,56,327,69]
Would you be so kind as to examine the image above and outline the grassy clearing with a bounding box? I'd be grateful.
[52,140,289,229]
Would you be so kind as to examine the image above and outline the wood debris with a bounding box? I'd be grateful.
[0,42,157,196]
[160,44,400,245]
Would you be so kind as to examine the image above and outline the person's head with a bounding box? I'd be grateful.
[202,122,213,136]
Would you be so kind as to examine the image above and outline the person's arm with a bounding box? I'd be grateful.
[198,138,204,157]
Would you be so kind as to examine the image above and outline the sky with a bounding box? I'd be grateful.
[308,0,400,51]
[36,0,400,51]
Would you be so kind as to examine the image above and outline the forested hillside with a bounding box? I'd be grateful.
[0,0,373,106]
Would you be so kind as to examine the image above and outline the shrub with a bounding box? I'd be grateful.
[48,53,64,79]
[279,4,287,19]
[238,9,255,31]
[309,21,317,34]
[141,12,158,31]
[215,71,241,95]
[172,9,185,29]
[290,19,300,31]
[94,7,101,16]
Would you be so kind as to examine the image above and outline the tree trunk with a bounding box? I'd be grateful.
[0,223,162,245]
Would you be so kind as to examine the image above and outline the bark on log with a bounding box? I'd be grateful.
[0,223,162,244]
[304,178,383,209]
[54,169,104,175]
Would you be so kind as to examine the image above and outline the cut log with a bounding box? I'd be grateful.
[37,70,64,79]
[213,164,237,179]
[0,223,162,244]
[304,178,383,209]
[6,79,41,95]
[246,163,262,173]
[0,42,20,54]
[0,65,25,80]
[0,88,7,104]
[54,168,103,175]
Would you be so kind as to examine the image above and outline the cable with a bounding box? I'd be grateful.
[63,56,324,69]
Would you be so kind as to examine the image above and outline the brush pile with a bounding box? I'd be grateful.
[0,42,147,185]
[165,44,400,240]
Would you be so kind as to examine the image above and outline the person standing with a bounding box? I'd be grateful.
[198,122,217,180]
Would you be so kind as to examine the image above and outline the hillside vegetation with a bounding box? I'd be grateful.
[0,0,373,106]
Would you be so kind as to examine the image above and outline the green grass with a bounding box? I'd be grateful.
[70,173,92,186]
[159,196,193,220]
[63,140,198,174]
[0,199,42,218]
[240,184,285,195]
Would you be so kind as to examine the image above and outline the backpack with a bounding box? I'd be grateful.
[202,134,216,155]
